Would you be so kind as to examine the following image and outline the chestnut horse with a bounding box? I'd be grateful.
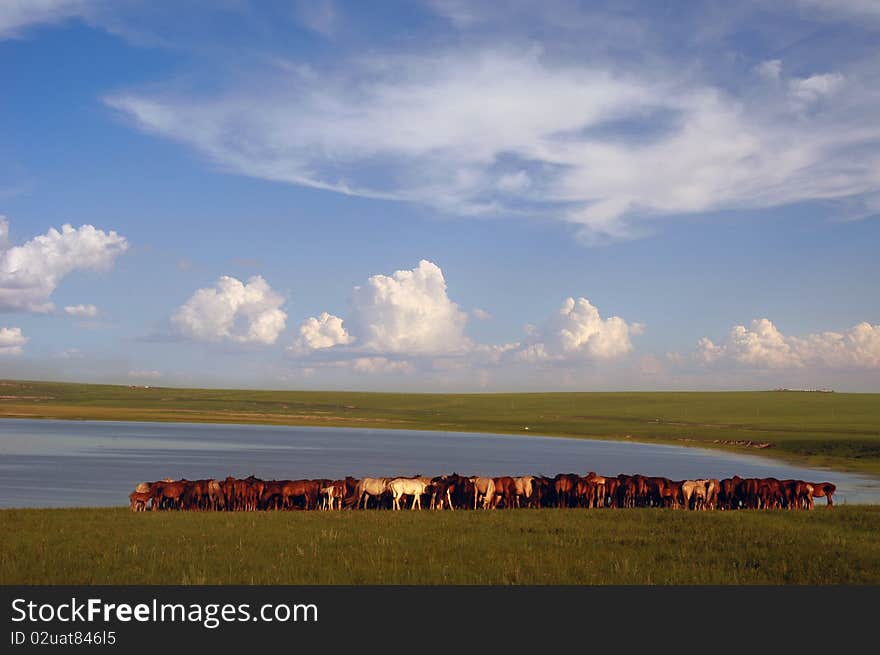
[810,482,836,508]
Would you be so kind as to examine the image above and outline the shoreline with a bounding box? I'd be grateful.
[1,380,878,476]
[1,410,879,479]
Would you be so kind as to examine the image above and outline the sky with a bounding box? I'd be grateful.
[0,0,878,392]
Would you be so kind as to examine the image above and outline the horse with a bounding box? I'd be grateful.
[150,479,187,511]
[809,482,836,508]
[321,481,346,510]
[682,480,708,510]
[584,472,607,508]
[514,476,535,508]
[492,476,518,509]
[736,477,761,509]
[129,490,151,511]
[389,477,432,510]
[704,479,720,510]
[242,475,264,511]
[469,477,496,509]
[554,473,580,508]
[616,475,635,508]
[351,477,391,510]
[574,477,598,508]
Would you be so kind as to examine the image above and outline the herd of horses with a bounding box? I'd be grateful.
[129,472,837,512]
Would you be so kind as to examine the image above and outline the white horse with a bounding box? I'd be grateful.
[682,479,709,510]
[354,477,391,509]
[389,477,431,510]
[514,476,534,508]
[469,477,496,510]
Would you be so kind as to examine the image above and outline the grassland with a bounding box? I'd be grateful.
[2,507,878,584]
[1,379,879,473]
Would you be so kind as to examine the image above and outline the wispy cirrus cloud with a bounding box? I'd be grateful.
[0,0,92,40]
[106,43,880,244]
[64,303,99,318]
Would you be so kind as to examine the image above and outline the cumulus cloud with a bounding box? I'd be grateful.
[697,318,880,369]
[515,297,642,362]
[287,260,642,375]
[0,326,27,355]
[64,303,98,318]
[289,312,352,353]
[346,260,471,356]
[172,275,287,345]
[106,42,880,243]
[0,216,128,313]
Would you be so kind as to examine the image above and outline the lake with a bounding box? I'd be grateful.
[0,418,878,507]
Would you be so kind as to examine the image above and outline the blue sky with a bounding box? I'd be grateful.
[0,0,878,391]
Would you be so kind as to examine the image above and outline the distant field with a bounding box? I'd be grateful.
[1,380,878,473]
[2,507,877,585]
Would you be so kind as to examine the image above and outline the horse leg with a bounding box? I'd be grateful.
[447,489,454,511]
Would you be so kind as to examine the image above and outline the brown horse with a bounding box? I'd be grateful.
[150,480,187,510]
[129,490,151,511]
[492,477,518,509]
[554,473,580,508]
[809,482,836,508]
[574,477,598,508]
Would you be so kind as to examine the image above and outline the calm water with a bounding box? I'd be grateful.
[1,418,878,507]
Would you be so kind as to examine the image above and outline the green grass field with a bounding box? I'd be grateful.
[2,507,878,585]
[1,379,879,473]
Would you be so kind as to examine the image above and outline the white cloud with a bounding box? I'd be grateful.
[695,337,725,364]
[0,0,90,40]
[349,357,414,375]
[0,216,128,313]
[64,303,98,318]
[789,72,845,104]
[515,297,642,362]
[697,318,880,369]
[755,59,782,80]
[289,311,352,353]
[472,307,492,321]
[286,260,469,371]
[172,275,287,345]
[106,45,880,243]
[346,260,470,355]
[0,326,27,356]
[288,260,641,373]
[128,369,162,379]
